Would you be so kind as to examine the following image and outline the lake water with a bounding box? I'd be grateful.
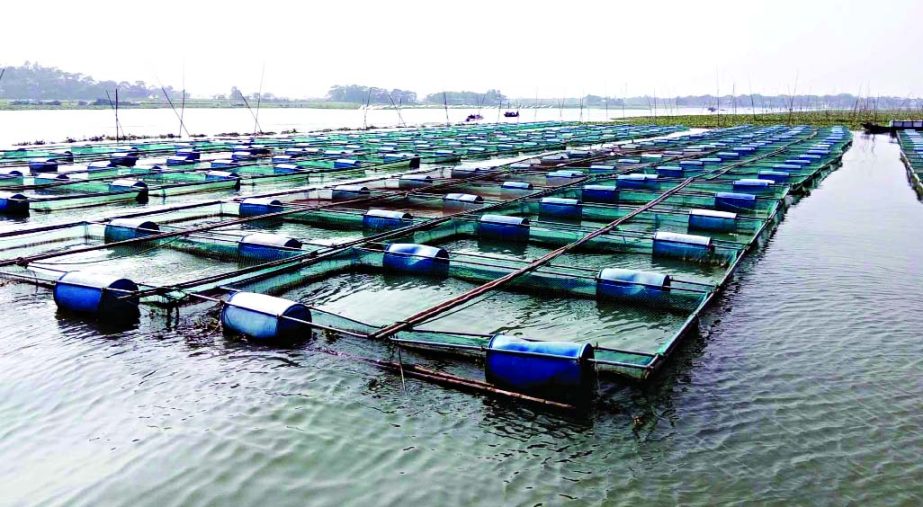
[0,106,721,147]
[1,131,922,506]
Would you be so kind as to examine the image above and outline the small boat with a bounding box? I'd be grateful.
[861,122,890,135]
[503,111,520,118]
[465,114,483,122]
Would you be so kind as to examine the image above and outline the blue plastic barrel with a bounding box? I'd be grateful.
[688,209,737,232]
[332,184,370,201]
[334,158,361,169]
[714,192,756,212]
[596,267,671,301]
[757,170,790,183]
[732,179,773,194]
[53,271,139,318]
[581,185,618,204]
[443,193,483,209]
[652,231,713,259]
[108,179,148,196]
[398,175,433,189]
[363,209,413,230]
[588,164,615,173]
[451,167,488,179]
[238,233,302,260]
[210,159,237,169]
[167,156,195,166]
[239,197,284,217]
[221,292,311,342]
[501,181,533,192]
[539,197,582,220]
[104,218,160,242]
[28,158,57,174]
[546,170,584,184]
[382,243,449,276]
[485,335,594,402]
[478,215,530,242]
[231,151,253,162]
[110,152,139,167]
[176,149,201,160]
[616,173,658,190]
[0,192,29,215]
[656,165,684,178]
[272,155,292,164]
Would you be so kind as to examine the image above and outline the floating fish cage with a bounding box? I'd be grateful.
[0,122,683,224]
[897,129,923,197]
[0,122,851,411]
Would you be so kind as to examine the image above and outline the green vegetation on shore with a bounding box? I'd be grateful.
[618,110,918,130]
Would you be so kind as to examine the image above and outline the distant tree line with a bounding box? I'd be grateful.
[326,84,417,105]
[0,62,180,101]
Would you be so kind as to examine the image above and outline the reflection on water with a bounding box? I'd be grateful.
[1,134,923,505]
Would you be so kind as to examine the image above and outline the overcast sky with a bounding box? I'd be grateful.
[2,0,920,99]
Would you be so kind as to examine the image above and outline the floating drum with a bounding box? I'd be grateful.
[210,159,237,169]
[478,215,530,242]
[53,271,139,319]
[382,243,449,276]
[539,197,582,220]
[714,192,756,212]
[239,197,284,217]
[588,164,615,173]
[332,184,370,201]
[220,292,311,342]
[333,158,361,169]
[231,151,253,162]
[485,335,595,402]
[104,218,159,242]
[450,167,488,179]
[501,181,533,192]
[732,179,773,194]
[110,152,138,167]
[443,193,483,209]
[0,192,29,215]
[28,158,57,174]
[167,156,195,166]
[398,174,433,189]
[652,231,713,259]
[656,165,684,178]
[616,173,658,190]
[238,233,302,260]
[206,171,241,189]
[757,170,790,183]
[363,209,413,230]
[176,149,201,160]
[596,267,670,301]
[109,178,147,201]
[581,185,618,204]
[688,208,737,232]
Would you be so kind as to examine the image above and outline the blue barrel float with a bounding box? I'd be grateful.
[443,193,483,210]
[210,159,237,169]
[382,243,449,276]
[363,209,413,230]
[53,271,139,320]
[273,163,300,174]
[485,335,595,403]
[0,168,24,182]
[238,233,303,261]
[539,197,582,220]
[656,165,684,178]
[167,156,195,166]
[239,197,284,217]
[231,151,253,162]
[714,192,756,212]
[333,158,361,169]
[0,192,29,215]
[28,158,58,174]
[332,184,370,201]
[732,179,773,194]
[652,231,713,260]
[596,268,671,303]
[688,208,737,232]
[478,215,530,242]
[220,292,311,342]
[398,174,433,189]
[616,173,659,190]
[110,152,139,167]
[546,170,584,185]
[104,218,160,242]
[205,170,241,189]
[501,181,533,194]
[757,170,790,184]
[450,167,488,179]
[581,185,618,204]
[108,179,149,202]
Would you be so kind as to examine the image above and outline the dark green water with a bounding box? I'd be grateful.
[1,133,922,506]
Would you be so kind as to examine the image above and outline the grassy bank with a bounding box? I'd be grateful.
[617,110,920,130]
